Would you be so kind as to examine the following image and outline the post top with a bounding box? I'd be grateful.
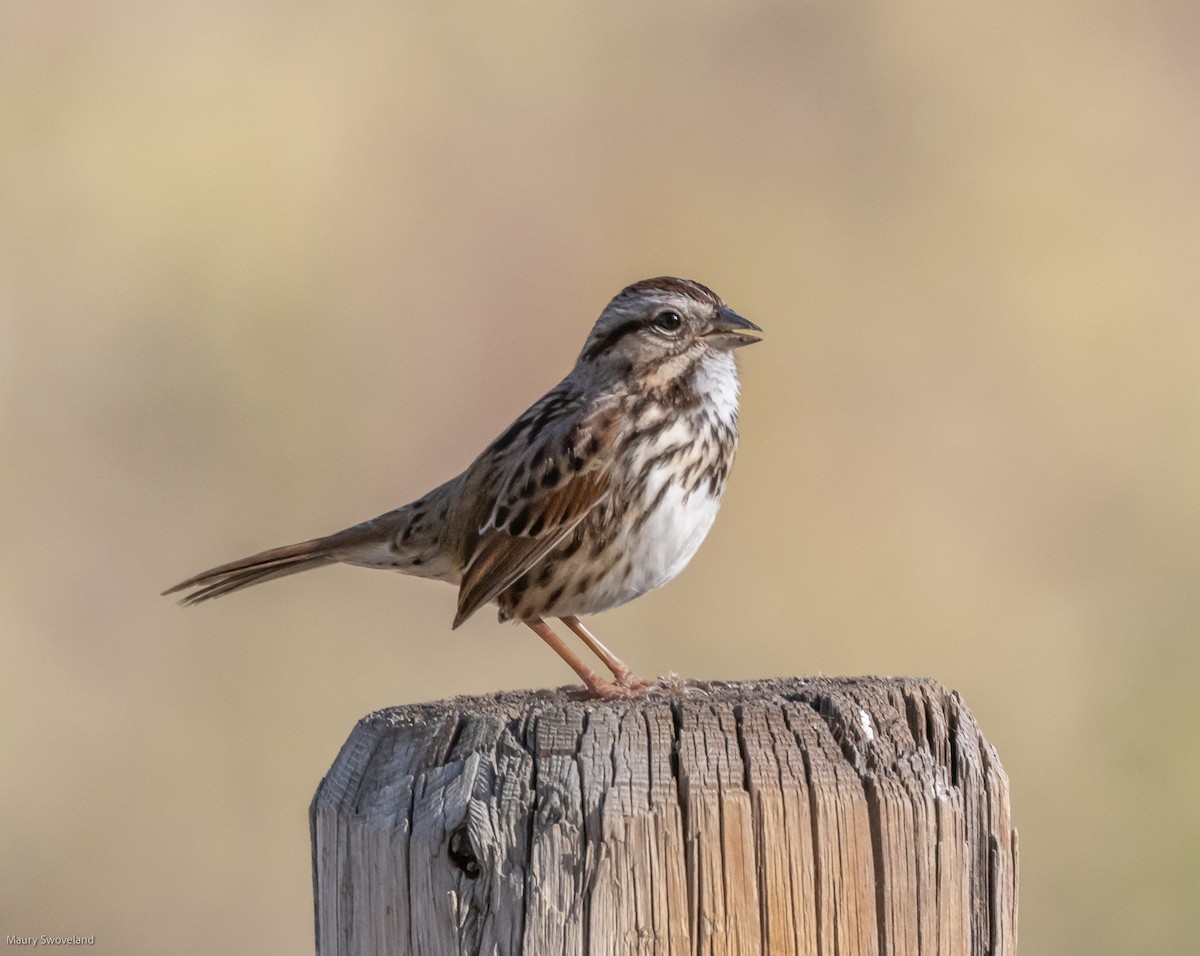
[312,674,1017,955]
[361,674,948,727]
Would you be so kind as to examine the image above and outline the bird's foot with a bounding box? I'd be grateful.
[579,672,656,700]
[612,668,655,692]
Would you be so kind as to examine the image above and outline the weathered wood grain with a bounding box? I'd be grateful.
[311,677,1017,955]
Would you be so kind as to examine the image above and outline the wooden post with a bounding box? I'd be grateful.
[311,676,1017,955]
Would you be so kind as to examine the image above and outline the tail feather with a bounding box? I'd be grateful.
[166,479,465,607]
[164,523,388,606]
[168,554,337,606]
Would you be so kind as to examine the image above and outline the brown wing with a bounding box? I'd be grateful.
[452,395,616,627]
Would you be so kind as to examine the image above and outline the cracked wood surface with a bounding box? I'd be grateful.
[311,677,1017,955]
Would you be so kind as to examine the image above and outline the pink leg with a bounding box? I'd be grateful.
[559,616,651,690]
[524,618,625,699]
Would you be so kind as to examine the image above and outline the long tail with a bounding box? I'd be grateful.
[165,479,464,606]
[163,526,373,606]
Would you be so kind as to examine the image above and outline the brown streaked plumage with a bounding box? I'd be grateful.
[165,277,762,697]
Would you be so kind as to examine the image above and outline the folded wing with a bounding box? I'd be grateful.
[452,394,616,627]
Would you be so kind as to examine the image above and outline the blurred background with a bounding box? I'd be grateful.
[2,2,1197,953]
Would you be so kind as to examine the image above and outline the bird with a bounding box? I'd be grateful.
[165,277,761,697]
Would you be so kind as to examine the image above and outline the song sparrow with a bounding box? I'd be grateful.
[165,277,761,697]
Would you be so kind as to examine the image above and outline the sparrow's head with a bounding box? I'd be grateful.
[579,278,761,379]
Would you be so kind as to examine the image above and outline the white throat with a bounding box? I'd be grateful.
[694,350,741,426]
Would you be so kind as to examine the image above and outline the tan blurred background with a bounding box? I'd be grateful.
[2,2,1197,953]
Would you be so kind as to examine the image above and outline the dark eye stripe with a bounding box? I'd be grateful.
[580,318,646,361]
[582,312,691,361]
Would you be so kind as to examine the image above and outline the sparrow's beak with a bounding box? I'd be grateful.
[703,307,763,350]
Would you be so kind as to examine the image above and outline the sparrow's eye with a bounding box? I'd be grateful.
[653,311,683,334]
